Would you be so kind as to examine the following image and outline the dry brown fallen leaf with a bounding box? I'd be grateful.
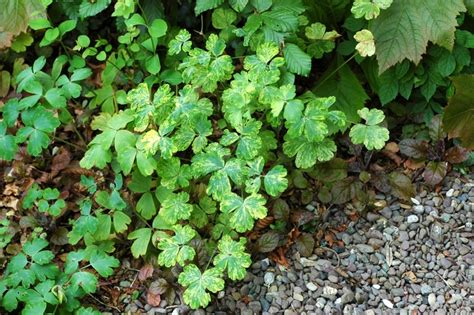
[50,147,72,178]
[138,263,154,282]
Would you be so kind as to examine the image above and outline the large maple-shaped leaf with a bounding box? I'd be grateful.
[443,74,474,149]
[0,0,45,48]
[370,0,466,73]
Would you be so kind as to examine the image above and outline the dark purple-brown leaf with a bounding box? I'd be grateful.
[444,146,469,164]
[423,161,448,186]
[387,171,416,200]
[295,233,315,257]
[255,231,281,253]
[399,139,429,159]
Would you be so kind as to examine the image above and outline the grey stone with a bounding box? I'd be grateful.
[440,257,452,268]
[328,275,338,283]
[399,231,409,242]
[414,205,424,214]
[248,301,262,313]
[356,244,375,253]
[340,292,354,304]
[391,288,404,297]
[430,222,444,243]
[287,272,297,282]
[420,284,432,295]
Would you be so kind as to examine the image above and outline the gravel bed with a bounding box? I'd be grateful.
[126,175,473,314]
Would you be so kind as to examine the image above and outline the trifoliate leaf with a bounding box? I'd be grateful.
[156,157,192,189]
[178,265,224,309]
[2,288,21,311]
[23,238,48,256]
[349,108,389,150]
[264,165,288,196]
[112,0,135,18]
[127,83,154,132]
[158,225,196,267]
[113,211,131,233]
[136,192,157,220]
[70,272,97,294]
[305,22,340,58]
[16,106,60,156]
[370,0,466,73]
[283,137,337,169]
[354,29,375,57]
[0,122,18,161]
[192,151,225,177]
[168,30,192,55]
[351,0,392,20]
[207,169,231,201]
[6,253,28,273]
[220,193,267,232]
[283,43,311,76]
[90,252,119,277]
[128,228,151,258]
[79,145,112,169]
[213,235,251,280]
[160,192,193,224]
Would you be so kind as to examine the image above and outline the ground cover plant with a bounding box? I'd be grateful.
[0,0,473,312]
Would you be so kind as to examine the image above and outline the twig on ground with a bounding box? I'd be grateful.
[87,293,121,312]
[319,246,341,267]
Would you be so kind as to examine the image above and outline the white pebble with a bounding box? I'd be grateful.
[407,215,419,223]
[323,286,338,295]
[382,299,394,308]
[428,293,436,307]
[293,292,304,302]
[446,189,454,197]
[264,272,275,285]
[373,284,381,289]
[306,282,318,291]
[410,197,420,205]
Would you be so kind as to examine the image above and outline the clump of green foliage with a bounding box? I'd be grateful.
[0,0,472,312]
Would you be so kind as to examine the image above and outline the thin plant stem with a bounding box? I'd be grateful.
[53,136,86,152]
[313,53,358,91]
